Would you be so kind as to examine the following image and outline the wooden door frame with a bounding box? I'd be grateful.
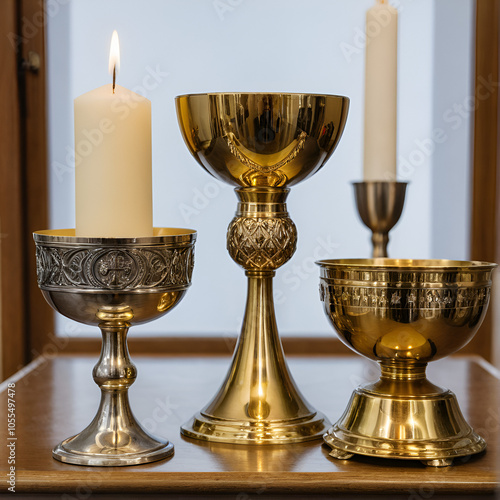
[0,0,26,379]
[467,0,500,362]
[20,0,54,363]
[0,0,52,379]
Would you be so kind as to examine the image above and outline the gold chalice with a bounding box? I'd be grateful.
[318,258,496,466]
[34,228,196,466]
[176,92,349,443]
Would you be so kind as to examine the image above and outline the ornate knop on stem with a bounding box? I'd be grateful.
[227,188,296,271]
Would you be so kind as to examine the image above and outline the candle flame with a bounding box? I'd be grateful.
[108,30,120,93]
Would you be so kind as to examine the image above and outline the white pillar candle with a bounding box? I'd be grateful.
[363,0,398,181]
[75,32,153,237]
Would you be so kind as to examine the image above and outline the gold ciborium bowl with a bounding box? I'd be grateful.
[175,93,349,444]
[176,92,348,188]
[34,228,196,466]
[318,258,496,466]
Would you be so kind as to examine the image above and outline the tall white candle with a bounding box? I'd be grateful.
[75,31,153,237]
[363,0,398,181]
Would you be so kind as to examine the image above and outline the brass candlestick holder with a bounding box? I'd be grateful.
[34,228,196,466]
[318,258,496,466]
[176,92,349,444]
[353,181,407,257]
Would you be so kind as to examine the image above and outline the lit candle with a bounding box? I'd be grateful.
[363,0,398,181]
[75,30,153,237]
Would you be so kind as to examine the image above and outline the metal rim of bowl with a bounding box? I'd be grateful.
[316,258,497,271]
[33,228,196,246]
[175,92,349,100]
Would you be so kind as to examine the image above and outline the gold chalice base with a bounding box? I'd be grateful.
[318,258,496,466]
[182,412,328,444]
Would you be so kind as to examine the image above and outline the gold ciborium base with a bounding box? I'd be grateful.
[182,411,328,444]
[324,374,485,467]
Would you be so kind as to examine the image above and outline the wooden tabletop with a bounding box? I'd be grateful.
[0,353,499,497]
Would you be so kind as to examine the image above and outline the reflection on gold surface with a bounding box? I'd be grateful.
[157,292,178,312]
[183,437,312,473]
[375,327,433,361]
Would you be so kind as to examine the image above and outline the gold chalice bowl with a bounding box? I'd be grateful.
[176,92,349,443]
[34,228,196,466]
[318,258,496,466]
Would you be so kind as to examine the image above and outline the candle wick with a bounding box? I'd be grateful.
[113,65,116,94]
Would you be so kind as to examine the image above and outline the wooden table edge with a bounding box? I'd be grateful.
[15,471,499,495]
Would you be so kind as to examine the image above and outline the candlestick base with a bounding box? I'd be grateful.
[353,181,407,258]
[53,442,174,467]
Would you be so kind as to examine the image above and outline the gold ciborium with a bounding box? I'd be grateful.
[176,92,349,444]
[34,228,196,466]
[318,258,496,466]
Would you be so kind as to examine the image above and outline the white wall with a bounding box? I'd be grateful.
[46,0,472,338]
[431,0,473,260]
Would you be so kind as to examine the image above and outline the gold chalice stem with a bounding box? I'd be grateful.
[181,187,329,443]
[243,271,276,421]
[374,359,442,394]
[205,270,307,422]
